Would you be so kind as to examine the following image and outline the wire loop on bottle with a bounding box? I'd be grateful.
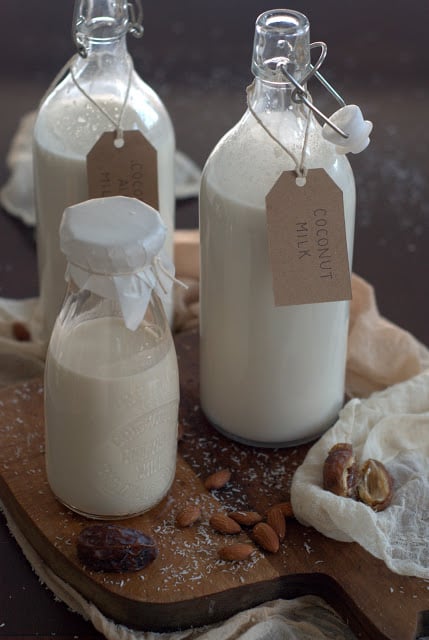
[127,0,144,38]
[70,61,133,147]
[73,20,88,59]
[246,81,312,182]
[280,41,349,140]
[280,44,373,154]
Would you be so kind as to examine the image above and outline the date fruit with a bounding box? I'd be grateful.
[77,524,158,573]
[323,442,358,498]
[358,459,393,512]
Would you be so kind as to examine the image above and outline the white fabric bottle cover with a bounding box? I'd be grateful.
[60,196,175,331]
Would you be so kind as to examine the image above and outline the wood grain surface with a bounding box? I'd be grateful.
[0,329,427,639]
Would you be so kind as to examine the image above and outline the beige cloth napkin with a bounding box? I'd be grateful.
[292,368,429,579]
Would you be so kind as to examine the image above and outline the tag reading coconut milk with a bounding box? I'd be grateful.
[266,169,352,306]
[87,130,159,210]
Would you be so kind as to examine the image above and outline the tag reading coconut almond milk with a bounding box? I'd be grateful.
[266,169,352,306]
[87,130,159,210]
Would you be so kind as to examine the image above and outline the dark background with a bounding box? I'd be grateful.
[0,1,428,344]
[0,1,428,637]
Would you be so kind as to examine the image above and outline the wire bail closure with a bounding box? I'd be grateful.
[281,42,348,140]
[73,19,88,59]
[73,1,144,59]
[127,0,144,38]
[281,41,373,154]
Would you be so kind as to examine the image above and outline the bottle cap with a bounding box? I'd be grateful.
[322,105,373,154]
[60,196,174,330]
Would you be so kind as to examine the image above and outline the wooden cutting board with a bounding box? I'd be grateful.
[0,329,427,640]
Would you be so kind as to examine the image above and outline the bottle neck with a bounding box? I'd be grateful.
[72,34,131,76]
[73,0,130,60]
[250,9,311,116]
[248,77,309,115]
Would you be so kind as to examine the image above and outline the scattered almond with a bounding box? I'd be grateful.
[12,321,31,342]
[176,504,201,528]
[252,522,279,553]
[218,543,255,562]
[209,513,241,535]
[273,501,295,518]
[228,511,263,526]
[204,468,231,490]
[266,506,286,541]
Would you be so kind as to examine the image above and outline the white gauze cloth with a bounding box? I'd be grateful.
[291,368,429,579]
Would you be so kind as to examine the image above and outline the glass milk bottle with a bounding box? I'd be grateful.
[44,196,179,519]
[199,9,356,447]
[33,0,175,338]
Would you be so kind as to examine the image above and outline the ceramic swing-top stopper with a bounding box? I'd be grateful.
[322,104,373,154]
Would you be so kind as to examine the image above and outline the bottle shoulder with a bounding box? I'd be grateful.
[34,67,174,156]
[202,109,355,206]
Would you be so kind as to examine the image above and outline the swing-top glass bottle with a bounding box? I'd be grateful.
[199,9,356,447]
[33,0,175,338]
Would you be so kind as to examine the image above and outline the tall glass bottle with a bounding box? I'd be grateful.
[33,0,175,338]
[199,9,356,447]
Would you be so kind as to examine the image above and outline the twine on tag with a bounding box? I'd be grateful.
[70,59,133,148]
[246,80,312,185]
[39,54,133,148]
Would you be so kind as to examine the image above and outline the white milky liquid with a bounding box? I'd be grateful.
[34,82,175,338]
[45,317,179,518]
[199,109,356,446]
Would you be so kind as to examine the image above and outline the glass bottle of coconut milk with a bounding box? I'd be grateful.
[45,196,179,519]
[33,0,175,339]
[199,9,356,447]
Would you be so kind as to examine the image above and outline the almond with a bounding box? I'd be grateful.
[273,501,295,518]
[12,321,31,342]
[176,504,201,528]
[218,543,255,561]
[266,506,286,541]
[209,513,241,535]
[228,511,263,526]
[204,468,231,490]
[252,522,280,553]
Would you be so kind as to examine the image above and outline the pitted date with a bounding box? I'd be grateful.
[77,524,158,572]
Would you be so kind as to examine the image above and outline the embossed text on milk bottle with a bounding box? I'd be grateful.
[45,317,179,517]
[44,196,179,519]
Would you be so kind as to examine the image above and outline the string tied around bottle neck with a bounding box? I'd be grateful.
[39,53,133,148]
[66,253,187,331]
[70,57,133,148]
[246,80,312,185]
[247,41,373,167]
[61,196,187,331]
[67,255,187,290]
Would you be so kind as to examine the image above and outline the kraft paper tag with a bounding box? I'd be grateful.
[265,169,352,306]
[86,130,159,210]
